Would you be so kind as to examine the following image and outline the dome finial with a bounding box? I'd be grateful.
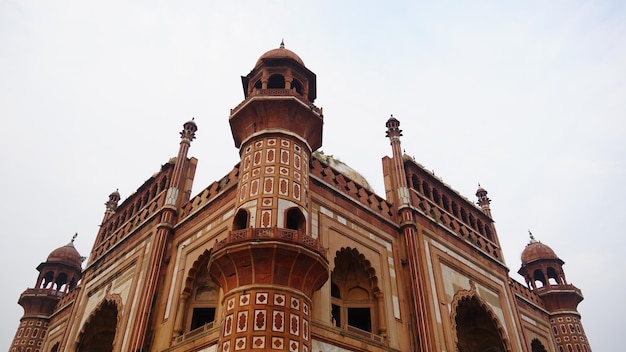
[528,230,537,244]
[280,39,285,49]
[71,233,78,243]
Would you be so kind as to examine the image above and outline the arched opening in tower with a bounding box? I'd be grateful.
[267,74,285,89]
[292,78,304,95]
[546,266,561,285]
[233,209,250,230]
[533,269,546,288]
[285,208,305,231]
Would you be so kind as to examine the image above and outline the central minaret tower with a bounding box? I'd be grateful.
[208,43,329,352]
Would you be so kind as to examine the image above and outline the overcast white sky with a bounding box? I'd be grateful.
[1,1,624,350]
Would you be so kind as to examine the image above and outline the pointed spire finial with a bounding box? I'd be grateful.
[528,230,537,244]
[72,233,78,243]
[280,39,285,49]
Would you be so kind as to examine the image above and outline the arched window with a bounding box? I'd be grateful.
[181,251,220,334]
[285,207,305,231]
[188,265,219,331]
[253,79,262,89]
[232,209,249,231]
[267,74,285,89]
[331,248,379,335]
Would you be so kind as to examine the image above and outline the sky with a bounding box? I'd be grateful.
[1,1,624,350]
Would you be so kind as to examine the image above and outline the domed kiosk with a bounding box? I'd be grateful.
[11,234,84,351]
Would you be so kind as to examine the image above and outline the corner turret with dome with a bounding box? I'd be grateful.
[10,234,84,350]
[518,231,590,351]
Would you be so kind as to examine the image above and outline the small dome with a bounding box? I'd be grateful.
[520,238,559,265]
[313,151,373,192]
[108,189,121,202]
[184,118,198,130]
[256,41,305,67]
[47,242,83,269]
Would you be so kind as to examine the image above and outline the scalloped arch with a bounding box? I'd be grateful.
[75,292,122,351]
[333,247,379,292]
[449,284,512,352]
[183,248,212,296]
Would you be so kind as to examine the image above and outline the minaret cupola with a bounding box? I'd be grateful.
[10,235,84,351]
[518,232,591,351]
[230,41,322,151]
[476,184,492,216]
[103,189,121,222]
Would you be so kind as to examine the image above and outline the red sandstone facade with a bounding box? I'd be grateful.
[11,44,592,352]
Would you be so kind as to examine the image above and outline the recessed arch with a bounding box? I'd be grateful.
[331,247,380,334]
[531,338,548,352]
[181,249,219,332]
[450,283,511,352]
[75,294,122,352]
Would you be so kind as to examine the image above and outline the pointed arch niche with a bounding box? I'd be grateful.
[531,338,548,352]
[330,247,386,338]
[450,283,511,352]
[177,249,220,335]
[75,294,122,352]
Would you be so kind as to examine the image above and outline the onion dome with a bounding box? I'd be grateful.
[256,40,305,67]
[520,231,561,265]
[46,234,83,269]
